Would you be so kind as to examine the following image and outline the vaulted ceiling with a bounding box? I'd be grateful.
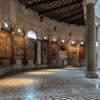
[18,0,85,26]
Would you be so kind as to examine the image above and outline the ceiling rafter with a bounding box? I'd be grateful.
[50,6,82,19]
[18,0,85,25]
[26,0,57,9]
[68,16,84,24]
[39,0,82,15]
[59,10,83,22]
[76,20,85,26]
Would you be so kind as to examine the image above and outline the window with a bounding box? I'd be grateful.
[27,30,37,40]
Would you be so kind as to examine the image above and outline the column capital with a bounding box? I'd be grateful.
[83,0,98,20]
[83,0,97,6]
[96,24,100,28]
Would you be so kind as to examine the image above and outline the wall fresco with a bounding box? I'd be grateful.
[0,32,12,58]
[13,35,24,58]
[0,32,12,66]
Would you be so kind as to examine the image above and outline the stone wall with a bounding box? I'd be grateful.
[0,0,85,41]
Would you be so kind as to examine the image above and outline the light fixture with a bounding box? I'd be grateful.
[81,41,84,45]
[18,28,21,33]
[71,41,75,44]
[53,38,56,42]
[44,36,47,40]
[62,40,65,43]
[4,22,8,28]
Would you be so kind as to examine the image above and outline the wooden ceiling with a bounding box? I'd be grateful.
[18,0,85,26]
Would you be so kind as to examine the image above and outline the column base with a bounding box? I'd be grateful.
[85,71,99,78]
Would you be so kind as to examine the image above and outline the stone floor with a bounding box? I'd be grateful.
[0,67,100,100]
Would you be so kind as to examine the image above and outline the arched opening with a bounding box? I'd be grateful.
[27,30,37,40]
[25,30,37,66]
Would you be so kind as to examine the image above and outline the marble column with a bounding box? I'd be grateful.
[85,1,99,78]
[97,25,100,69]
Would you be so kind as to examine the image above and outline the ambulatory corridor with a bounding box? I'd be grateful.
[0,68,100,100]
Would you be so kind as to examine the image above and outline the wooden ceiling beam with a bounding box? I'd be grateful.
[59,10,83,22]
[76,20,85,25]
[50,6,82,19]
[39,0,82,15]
[68,16,84,24]
[26,0,57,9]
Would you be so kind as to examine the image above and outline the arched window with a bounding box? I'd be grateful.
[27,30,37,40]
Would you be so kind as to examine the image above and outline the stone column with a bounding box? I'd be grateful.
[84,0,99,78]
[97,25,100,69]
[37,40,41,67]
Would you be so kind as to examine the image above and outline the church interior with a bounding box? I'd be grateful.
[0,0,100,99]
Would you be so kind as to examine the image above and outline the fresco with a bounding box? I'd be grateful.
[13,35,24,58]
[0,32,12,66]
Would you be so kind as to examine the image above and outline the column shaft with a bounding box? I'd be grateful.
[86,4,96,71]
[85,4,99,78]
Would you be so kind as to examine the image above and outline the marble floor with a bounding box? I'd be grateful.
[0,67,100,100]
